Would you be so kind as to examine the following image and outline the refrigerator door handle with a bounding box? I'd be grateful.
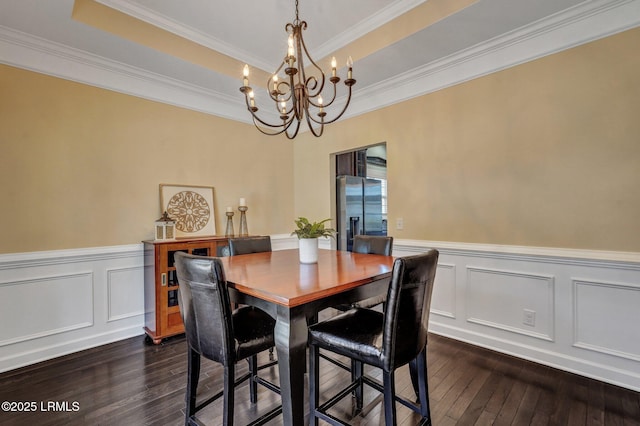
[350,216,361,237]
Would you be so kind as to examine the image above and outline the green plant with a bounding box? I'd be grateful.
[291,217,336,239]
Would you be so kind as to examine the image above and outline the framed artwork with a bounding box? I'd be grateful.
[159,184,216,238]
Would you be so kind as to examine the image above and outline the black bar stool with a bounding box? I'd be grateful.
[308,250,438,425]
[175,252,281,426]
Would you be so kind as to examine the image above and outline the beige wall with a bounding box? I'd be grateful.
[293,28,640,252]
[0,65,294,254]
[2,28,639,255]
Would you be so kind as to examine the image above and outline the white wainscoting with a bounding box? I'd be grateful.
[394,239,640,392]
[1,236,639,392]
[0,245,145,373]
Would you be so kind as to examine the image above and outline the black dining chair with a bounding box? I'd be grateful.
[308,250,439,426]
[352,234,393,256]
[228,236,272,255]
[174,252,281,426]
[325,235,394,375]
[340,235,393,310]
[228,235,275,359]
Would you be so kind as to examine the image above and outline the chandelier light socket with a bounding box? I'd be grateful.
[285,66,297,76]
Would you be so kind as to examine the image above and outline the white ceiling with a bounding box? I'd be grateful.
[1,0,639,127]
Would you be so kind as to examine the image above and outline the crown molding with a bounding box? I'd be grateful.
[94,0,274,71]
[344,0,640,119]
[1,0,638,124]
[95,0,427,72]
[312,0,427,60]
[0,25,252,123]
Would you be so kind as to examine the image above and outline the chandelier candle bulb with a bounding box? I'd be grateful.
[288,34,295,64]
[249,91,255,107]
[242,64,249,87]
[347,56,353,80]
[331,57,337,77]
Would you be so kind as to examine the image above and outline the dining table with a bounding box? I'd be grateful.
[219,248,395,425]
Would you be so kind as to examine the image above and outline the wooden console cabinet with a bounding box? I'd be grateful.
[142,236,229,344]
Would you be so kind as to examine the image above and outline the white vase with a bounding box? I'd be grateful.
[298,237,319,264]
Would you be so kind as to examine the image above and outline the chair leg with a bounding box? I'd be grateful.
[414,348,431,419]
[382,370,397,426]
[352,359,364,412]
[248,354,258,403]
[309,344,320,426]
[409,357,419,399]
[185,347,201,426]
[222,365,235,426]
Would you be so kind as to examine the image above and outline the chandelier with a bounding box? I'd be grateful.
[239,0,356,139]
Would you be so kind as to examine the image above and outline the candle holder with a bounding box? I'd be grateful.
[225,211,235,237]
[238,205,249,237]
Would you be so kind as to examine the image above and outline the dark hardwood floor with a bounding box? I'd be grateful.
[1,331,638,425]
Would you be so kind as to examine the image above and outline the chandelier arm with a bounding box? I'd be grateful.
[272,86,292,105]
[292,26,307,121]
[251,115,298,137]
[316,82,338,108]
[270,84,293,107]
[305,113,324,137]
[252,122,286,137]
[306,87,353,126]
[304,77,327,108]
[248,105,296,129]
[297,23,325,99]
[284,118,302,139]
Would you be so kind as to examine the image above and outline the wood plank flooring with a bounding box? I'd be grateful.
[1,333,638,425]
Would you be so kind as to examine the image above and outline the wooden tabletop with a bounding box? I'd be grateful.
[219,249,394,307]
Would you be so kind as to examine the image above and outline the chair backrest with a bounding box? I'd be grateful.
[351,235,393,256]
[228,236,272,256]
[352,235,393,256]
[382,249,439,371]
[174,251,235,364]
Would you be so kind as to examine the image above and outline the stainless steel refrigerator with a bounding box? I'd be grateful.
[336,176,386,251]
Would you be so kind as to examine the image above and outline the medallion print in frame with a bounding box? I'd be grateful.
[159,184,216,237]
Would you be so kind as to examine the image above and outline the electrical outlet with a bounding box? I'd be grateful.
[523,309,536,327]
[396,218,403,230]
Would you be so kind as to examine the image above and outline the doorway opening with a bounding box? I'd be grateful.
[332,143,387,251]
